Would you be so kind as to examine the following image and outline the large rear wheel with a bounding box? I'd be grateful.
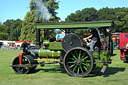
[64,47,94,77]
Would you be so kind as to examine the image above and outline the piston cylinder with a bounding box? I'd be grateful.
[39,48,61,58]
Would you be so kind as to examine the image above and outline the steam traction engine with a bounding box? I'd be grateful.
[11,21,114,77]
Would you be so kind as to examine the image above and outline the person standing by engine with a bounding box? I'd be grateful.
[83,28,101,51]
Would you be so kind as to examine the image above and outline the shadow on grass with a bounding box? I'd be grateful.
[31,66,125,77]
[90,67,125,77]
[31,67,66,74]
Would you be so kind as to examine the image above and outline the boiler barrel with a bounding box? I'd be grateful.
[39,48,61,58]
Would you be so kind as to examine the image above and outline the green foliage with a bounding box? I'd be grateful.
[3,19,15,34]
[46,0,60,22]
[65,8,98,22]
[114,8,128,32]
[97,7,116,20]
[19,11,36,42]
[0,25,8,40]
[65,7,128,33]
[8,19,22,41]
[3,19,22,41]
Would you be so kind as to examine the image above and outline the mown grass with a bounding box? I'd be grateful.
[0,49,128,85]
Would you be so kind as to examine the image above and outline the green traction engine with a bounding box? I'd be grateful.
[11,21,113,77]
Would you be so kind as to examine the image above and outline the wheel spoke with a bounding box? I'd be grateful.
[69,64,75,68]
[72,54,77,60]
[81,53,85,59]
[85,60,91,63]
[16,67,22,73]
[68,61,74,64]
[83,56,89,60]
[82,63,90,67]
[86,63,90,67]
[78,50,81,59]
[77,66,80,74]
[83,66,88,71]
[75,50,78,58]
[80,66,84,74]
[82,63,89,67]
[69,58,75,60]
[73,65,77,72]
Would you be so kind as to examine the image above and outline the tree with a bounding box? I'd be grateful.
[81,8,98,21]
[3,19,22,41]
[114,8,128,32]
[47,0,60,22]
[65,13,77,22]
[0,25,8,40]
[3,19,15,35]
[20,0,60,42]
[65,8,98,22]
[8,19,22,41]
[97,7,116,20]
[19,11,36,42]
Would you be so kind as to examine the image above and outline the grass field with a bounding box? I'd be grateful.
[0,50,128,85]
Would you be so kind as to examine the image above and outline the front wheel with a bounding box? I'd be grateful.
[64,47,94,77]
[12,54,38,74]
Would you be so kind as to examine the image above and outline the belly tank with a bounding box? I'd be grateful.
[38,48,61,58]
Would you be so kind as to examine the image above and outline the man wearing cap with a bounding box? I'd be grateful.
[83,28,101,51]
